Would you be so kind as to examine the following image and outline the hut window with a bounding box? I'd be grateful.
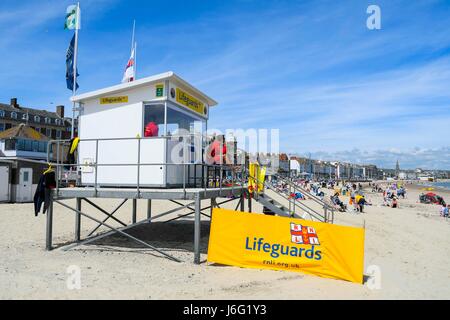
[166,105,205,136]
[143,104,165,137]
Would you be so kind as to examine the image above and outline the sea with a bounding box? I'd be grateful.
[421,181,450,191]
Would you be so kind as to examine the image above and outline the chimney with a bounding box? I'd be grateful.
[10,98,19,108]
[56,105,65,118]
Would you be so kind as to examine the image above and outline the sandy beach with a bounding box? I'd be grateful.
[0,182,449,300]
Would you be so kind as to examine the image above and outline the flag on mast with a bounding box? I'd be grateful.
[122,45,136,83]
[64,3,81,139]
[122,21,137,83]
[66,34,79,91]
[64,4,81,30]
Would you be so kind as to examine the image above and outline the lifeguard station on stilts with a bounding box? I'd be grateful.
[45,71,249,264]
[45,70,334,263]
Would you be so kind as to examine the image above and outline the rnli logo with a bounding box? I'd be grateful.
[290,223,320,245]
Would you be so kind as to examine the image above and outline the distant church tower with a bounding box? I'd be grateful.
[395,160,400,177]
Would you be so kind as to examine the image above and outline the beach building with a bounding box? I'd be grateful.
[278,153,290,177]
[42,71,335,264]
[43,71,255,263]
[0,124,52,202]
[289,158,301,176]
[69,71,216,188]
[0,158,50,203]
[0,98,73,139]
[289,156,310,178]
[0,160,11,202]
[0,124,49,160]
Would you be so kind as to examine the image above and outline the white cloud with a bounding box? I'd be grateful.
[305,147,450,170]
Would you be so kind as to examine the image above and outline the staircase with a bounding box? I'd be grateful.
[242,169,333,223]
[257,193,293,218]
[273,174,336,216]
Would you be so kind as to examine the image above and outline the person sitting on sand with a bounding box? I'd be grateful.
[391,196,399,208]
[331,192,347,212]
[316,187,325,200]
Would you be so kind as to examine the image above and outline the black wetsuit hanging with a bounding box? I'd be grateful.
[33,171,56,217]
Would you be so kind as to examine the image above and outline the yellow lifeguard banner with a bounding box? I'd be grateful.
[207,209,365,283]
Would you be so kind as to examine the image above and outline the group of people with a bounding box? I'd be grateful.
[348,184,371,213]
[274,177,379,214]
[327,183,370,213]
[375,183,407,209]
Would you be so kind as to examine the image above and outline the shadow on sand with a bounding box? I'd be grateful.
[74,220,212,256]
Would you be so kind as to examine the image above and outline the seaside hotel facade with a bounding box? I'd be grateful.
[0,98,73,139]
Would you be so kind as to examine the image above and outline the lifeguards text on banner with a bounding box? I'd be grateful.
[207,209,365,283]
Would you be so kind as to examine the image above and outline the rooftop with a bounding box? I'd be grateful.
[71,71,218,107]
[0,123,49,141]
[0,102,65,120]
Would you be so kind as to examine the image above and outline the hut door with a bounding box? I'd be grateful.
[19,168,33,202]
[0,167,9,202]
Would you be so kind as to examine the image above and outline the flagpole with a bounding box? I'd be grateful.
[135,41,137,80]
[131,20,136,80]
[131,20,136,51]
[71,2,80,139]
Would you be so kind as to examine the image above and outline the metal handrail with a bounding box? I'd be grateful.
[274,174,335,220]
[240,169,328,223]
[46,135,242,200]
[275,174,334,209]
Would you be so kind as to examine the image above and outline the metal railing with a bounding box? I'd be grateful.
[46,135,244,199]
[240,170,329,223]
[272,174,335,223]
[45,136,332,223]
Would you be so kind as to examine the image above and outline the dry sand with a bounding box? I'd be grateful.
[0,182,449,300]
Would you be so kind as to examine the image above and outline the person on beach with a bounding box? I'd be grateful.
[331,192,347,212]
[391,196,399,208]
[355,194,363,212]
[350,186,357,211]
[356,194,370,213]
[440,204,449,218]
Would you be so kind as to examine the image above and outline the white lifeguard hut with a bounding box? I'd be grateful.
[71,71,217,188]
[43,73,332,264]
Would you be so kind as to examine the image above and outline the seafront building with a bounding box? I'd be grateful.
[0,99,76,203]
[0,98,74,139]
[288,156,382,181]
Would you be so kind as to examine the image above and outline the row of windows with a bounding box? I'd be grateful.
[0,110,63,125]
[4,138,48,153]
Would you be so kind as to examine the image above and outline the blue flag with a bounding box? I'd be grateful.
[66,34,79,91]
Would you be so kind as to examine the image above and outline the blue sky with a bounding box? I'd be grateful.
[0,0,449,169]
